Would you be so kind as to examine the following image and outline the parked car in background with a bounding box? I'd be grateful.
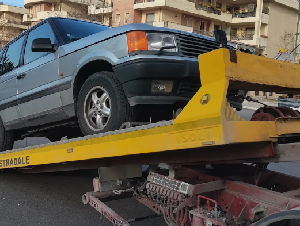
[0,17,244,151]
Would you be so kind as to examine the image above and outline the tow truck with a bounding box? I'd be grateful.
[2,48,300,226]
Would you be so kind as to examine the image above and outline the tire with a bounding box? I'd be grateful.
[77,71,130,136]
[0,118,14,152]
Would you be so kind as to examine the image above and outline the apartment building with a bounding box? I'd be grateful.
[0,3,28,46]
[89,0,113,26]
[24,0,102,27]
[88,0,300,59]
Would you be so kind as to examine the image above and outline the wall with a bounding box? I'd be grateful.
[265,2,298,58]
[0,25,23,45]
[112,0,136,26]
[3,12,23,23]
[181,13,211,32]
[141,10,161,23]
[161,9,181,24]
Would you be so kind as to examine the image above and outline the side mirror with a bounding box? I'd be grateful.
[32,38,56,53]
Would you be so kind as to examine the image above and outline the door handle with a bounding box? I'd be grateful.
[17,73,26,79]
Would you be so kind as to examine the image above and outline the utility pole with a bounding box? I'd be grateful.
[294,0,300,61]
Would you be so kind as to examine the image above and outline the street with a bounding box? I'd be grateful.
[1,109,300,226]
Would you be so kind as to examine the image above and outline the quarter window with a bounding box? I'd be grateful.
[24,22,56,65]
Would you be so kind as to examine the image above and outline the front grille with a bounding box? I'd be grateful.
[176,33,220,58]
[178,80,201,98]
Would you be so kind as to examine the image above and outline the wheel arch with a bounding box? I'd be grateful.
[73,59,115,105]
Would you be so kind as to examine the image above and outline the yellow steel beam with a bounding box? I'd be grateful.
[1,49,300,169]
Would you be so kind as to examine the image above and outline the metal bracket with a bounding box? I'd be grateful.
[229,49,237,63]
[158,163,175,179]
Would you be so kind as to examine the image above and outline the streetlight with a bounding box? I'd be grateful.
[294,0,300,61]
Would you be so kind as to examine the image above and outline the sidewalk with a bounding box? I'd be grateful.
[242,100,278,111]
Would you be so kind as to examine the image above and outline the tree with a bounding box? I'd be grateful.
[278,31,296,54]
[0,12,21,47]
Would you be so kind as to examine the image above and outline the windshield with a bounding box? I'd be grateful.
[57,18,111,42]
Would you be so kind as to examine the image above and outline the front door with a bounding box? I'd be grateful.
[17,22,63,128]
[0,36,25,130]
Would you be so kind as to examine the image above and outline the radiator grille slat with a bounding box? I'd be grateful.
[176,34,220,58]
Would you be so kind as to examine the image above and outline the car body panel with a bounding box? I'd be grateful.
[17,51,62,126]
[58,34,128,109]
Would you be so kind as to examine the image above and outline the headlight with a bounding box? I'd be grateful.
[151,80,174,93]
[146,33,177,52]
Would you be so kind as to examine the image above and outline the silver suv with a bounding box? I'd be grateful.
[0,17,243,151]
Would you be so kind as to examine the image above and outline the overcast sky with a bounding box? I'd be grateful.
[4,0,24,7]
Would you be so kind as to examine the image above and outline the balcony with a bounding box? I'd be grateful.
[153,21,193,32]
[134,0,232,23]
[89,3,113,15]
[36,11,68,20]
[232,12,269,24]
[230,34,267,47]
[0,19,28,30]
[0,5,29,15]
[22,14,39,24]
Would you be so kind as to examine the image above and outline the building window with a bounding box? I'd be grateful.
[125,13,130,24]
[216,2,222,9]
[269,92,273,96]
[231,28,237,35]
[226,7,232,13]
[200,22,205,31]
[116,14,120,26]
[214,25,220,31]
[109,17,112,26]
[146,13,154,25]
[187,18,193,27]
[246,27,255,34]
[246,27,255,39]
[255,91,259,96]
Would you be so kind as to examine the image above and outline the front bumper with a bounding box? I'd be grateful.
[113,57,243,110]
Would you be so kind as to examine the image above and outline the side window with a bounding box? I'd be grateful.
[24,22,56,65]
[2,36,25,75]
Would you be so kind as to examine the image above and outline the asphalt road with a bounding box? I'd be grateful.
[1,109,300,226]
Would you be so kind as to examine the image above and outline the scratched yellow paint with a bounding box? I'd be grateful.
[1,49,300,169]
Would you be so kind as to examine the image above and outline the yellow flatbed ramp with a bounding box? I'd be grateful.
[2,48,300,172]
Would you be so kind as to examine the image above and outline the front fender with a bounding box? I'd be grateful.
[71,50,119,89]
